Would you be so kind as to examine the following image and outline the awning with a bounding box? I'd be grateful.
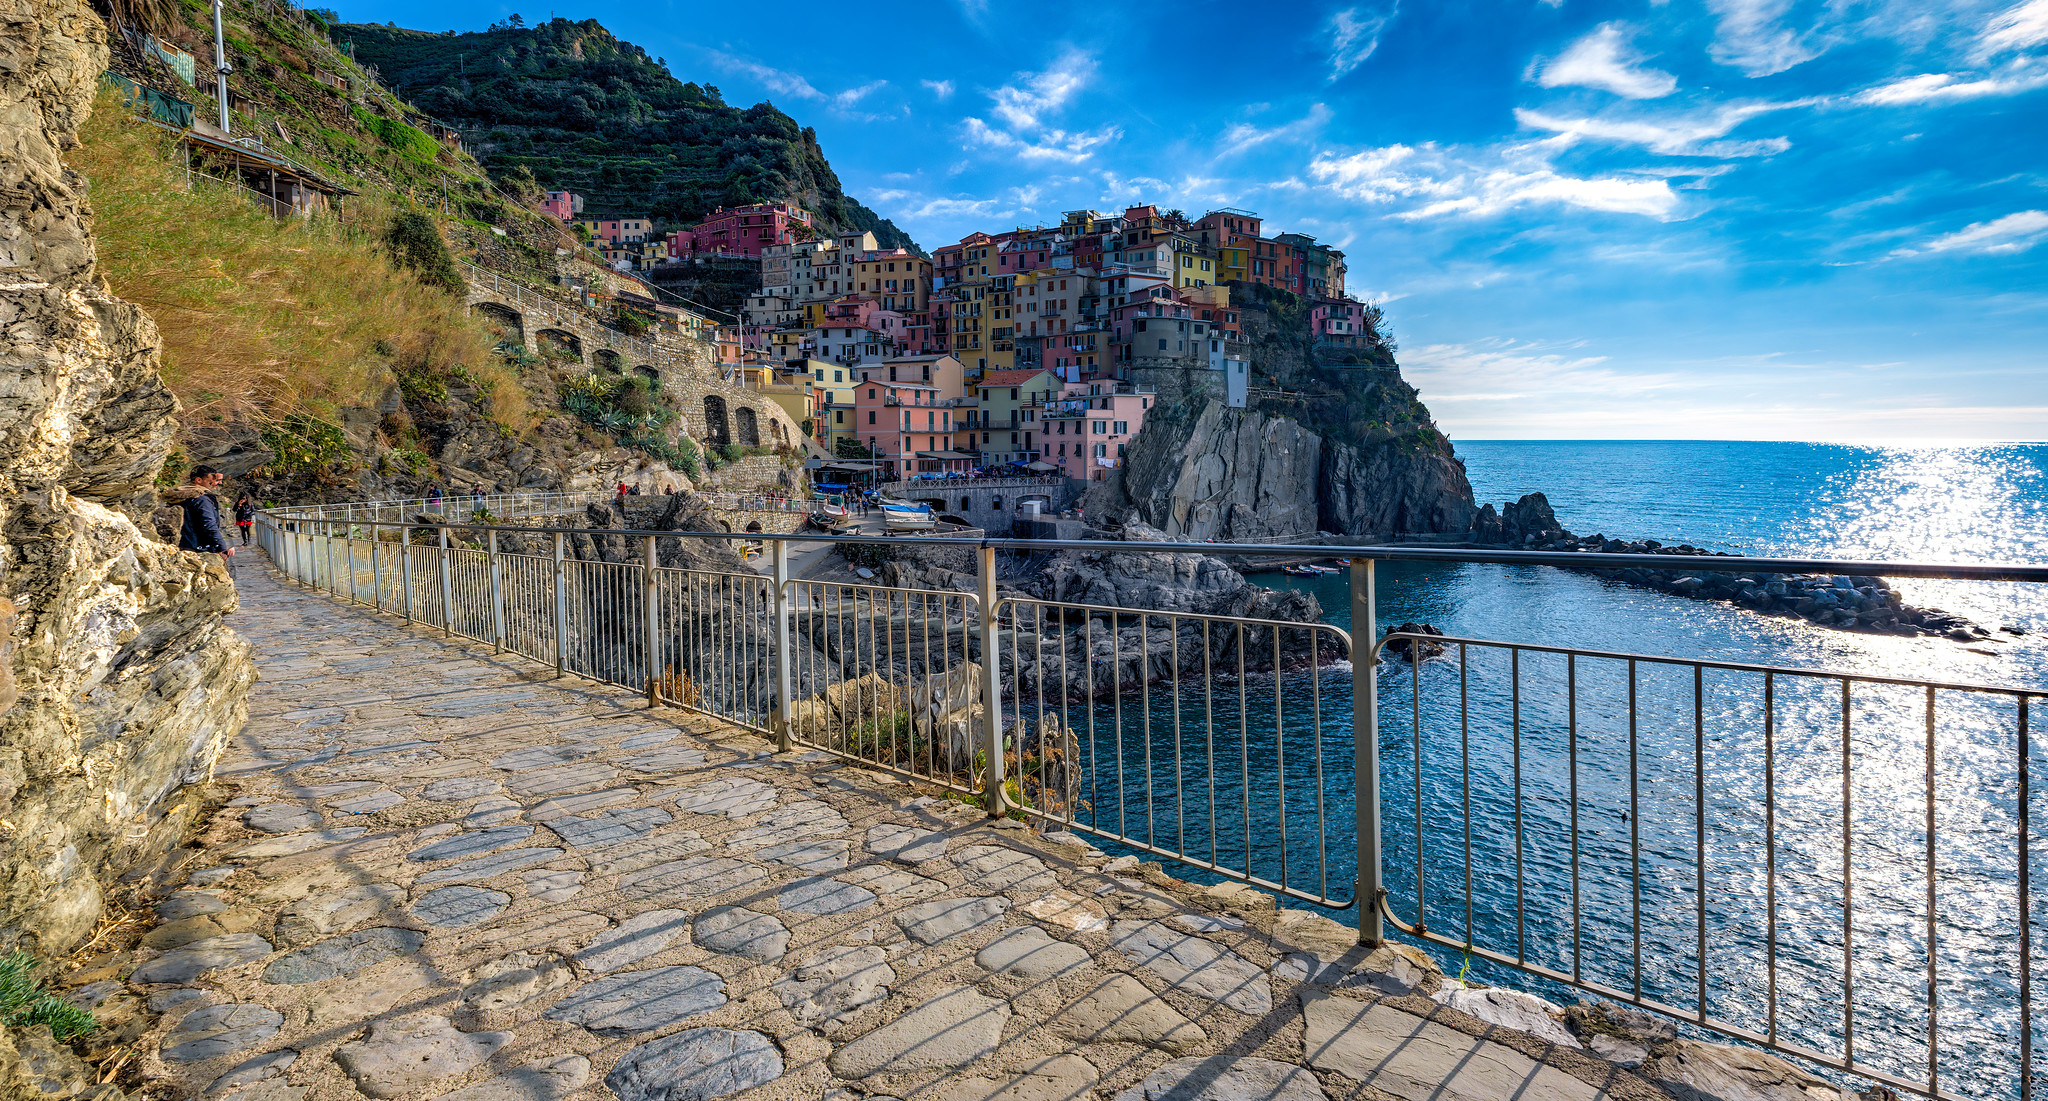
[807,459,880,471]
[1024,460,1060,472]
[914,451,978,460]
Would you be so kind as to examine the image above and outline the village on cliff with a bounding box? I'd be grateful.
[552,196,1377,483]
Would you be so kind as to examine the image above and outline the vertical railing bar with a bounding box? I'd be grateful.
[552,533,566,677]
[1843,679,1855,1066]
[1629,658,1642,1001]
[1239,621,1251,894]
[1312,626,1327,905]
[1141,614,1154,847]
[1204,619,1216,867]
[2018,692,2032,1101]
[1569,652,1580,983]
[1112,611,1126,840]
[1172,615,1184,861]
[370,523,382,613]
[1765,670,1778,1045]
[1695,662,1707,1023]
[1412,631,1424,930]
[1925,684,1939,1093]
[1274,625,1288,893]
[1513,646,1525,965]
[1461,642,1473,950]
[346,522,358,605]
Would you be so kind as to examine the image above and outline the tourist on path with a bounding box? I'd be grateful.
[233,493,255,546]
[168,466,234,564]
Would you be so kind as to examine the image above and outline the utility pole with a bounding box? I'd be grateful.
[211,0,232,133]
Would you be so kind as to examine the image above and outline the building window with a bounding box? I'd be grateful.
[1094,444,1107,458]
[868,410,876,424]
[1114,421,1127,434]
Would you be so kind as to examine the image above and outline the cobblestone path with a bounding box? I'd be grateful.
[129,559,1663,1101]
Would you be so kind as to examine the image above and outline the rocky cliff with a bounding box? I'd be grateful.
[0,0,254,955]
[1102,399,1475,542]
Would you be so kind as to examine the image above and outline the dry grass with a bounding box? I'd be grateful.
[73,87,499,429]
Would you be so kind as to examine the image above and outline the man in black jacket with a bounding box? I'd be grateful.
[169,466,235,564]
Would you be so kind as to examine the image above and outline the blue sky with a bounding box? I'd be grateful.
[345,0,2048,442]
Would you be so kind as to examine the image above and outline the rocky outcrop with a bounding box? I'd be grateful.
[1103,401,1474,542]
[1477,494,1988,639]
[0,0,254,954]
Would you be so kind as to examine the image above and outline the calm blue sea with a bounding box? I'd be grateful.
[1057,442,2048,1098]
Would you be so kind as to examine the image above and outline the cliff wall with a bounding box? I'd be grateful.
[0,0,254,953]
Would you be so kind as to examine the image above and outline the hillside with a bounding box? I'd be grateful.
[336,18,917,248]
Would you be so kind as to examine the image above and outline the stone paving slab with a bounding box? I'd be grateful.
[117,560,1667,1101]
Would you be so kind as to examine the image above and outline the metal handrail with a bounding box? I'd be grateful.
[251,505,2039,1101]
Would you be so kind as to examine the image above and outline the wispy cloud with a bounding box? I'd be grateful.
[921,79,955,100]
[1308,140,1682,219]
[1707,0,1823,76]
[871,189,1013,223]
[989,49,1096,130]
[1854,59,2048,104]
[1891,210,2048,256]
[962,118,1121,164]
[1328,4,1398,80]
[1980,0,2048,56]
[832,81,887,109]
[1516,103,1798,157]
[703,49,823,100]
[1216,104,1334,158]
[1538,23,1678,99]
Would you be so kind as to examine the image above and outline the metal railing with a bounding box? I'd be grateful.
[251,510,2040,1101]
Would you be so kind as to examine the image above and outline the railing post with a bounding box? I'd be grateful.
[552,532,568,677]
[438,525,456,636]
[770,538,793,752]
[400,527,414,625]
[321,520,335,594]
[1351,558,1385,945]
[488,529,506,653]
[369,522,382,611]
[977,544,1006,816]
[345,520,358,603]
[643,534,660,707]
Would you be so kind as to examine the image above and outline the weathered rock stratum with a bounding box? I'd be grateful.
[0,0,254,955]
[1103,400,1475,542]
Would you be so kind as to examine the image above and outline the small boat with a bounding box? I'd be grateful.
[880,499,935,532]
[811,494,853,528]
[1304,563,1340,574]
[1283,565,1320,577]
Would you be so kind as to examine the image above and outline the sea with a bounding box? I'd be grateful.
[1052,442,2048,1098]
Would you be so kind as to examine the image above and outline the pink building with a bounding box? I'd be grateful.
[593,218,652,244]
[853,379,966,478]
[682,203,814,259]
[1037,381,1153,482]
[542,190,583,221]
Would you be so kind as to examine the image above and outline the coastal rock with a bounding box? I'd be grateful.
[0,0,255,954]
[1642,1040,1858,1101]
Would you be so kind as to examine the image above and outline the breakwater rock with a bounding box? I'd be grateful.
[1477,494,1988,640]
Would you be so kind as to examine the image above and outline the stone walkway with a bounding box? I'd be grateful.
[129,558,1669,1101]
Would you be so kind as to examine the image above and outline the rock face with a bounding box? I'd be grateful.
[1105,401,1475,542]
[0,0,253,953]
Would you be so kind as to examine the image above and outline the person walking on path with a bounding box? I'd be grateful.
[166,466,234,565]
[233,493,255,546]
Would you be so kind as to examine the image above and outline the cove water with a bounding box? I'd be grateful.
[1067,441,2048,1098]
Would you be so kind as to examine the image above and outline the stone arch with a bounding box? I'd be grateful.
[634,365,659,381]
[734,406,760,447]
[475,301,523,342]
[593,348,622,373]
[770,420,787,446]
[536,328,583,362]
[703,395,731,446]
[938,514,970,527]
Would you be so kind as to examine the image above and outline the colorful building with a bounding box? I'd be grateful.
[1037,381,1153,481]
[683,202,814,259]
[541,190,583,221]
[970,368,1057,465]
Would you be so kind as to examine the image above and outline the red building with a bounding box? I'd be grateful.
[682,203,814,259]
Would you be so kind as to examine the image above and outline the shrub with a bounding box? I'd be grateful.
[383,211,464,295]
[0,953,95,1043]
[716,442,742,464]
[353,106,440,164]
[260,414,354,476]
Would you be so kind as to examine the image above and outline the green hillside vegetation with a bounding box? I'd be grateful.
[334,18,917,248]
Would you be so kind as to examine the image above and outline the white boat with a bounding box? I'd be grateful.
[884,511,936,532]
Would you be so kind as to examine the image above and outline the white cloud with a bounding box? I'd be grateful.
[871,189,1012,223]
[703,50,823,100]
[921,79,955,100]
[1707,0,1823,76]
[1515,103,1795,157]
[1216,104,1334,158]
[1854,60,2048,104]
[962,117,1121,164]
[1328,5,1398,80]
[1539,23,1678,99]
[832,81,887,109]
[1981,0,2048,55]
[989,49,1096,131]
[1892,210,2048,256]
[1308,141,1682,219]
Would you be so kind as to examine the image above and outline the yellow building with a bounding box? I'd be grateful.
[969,367,1057,464]
[746,361,816,436]
[1214,242,1249,284]
[850,249,933,314]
